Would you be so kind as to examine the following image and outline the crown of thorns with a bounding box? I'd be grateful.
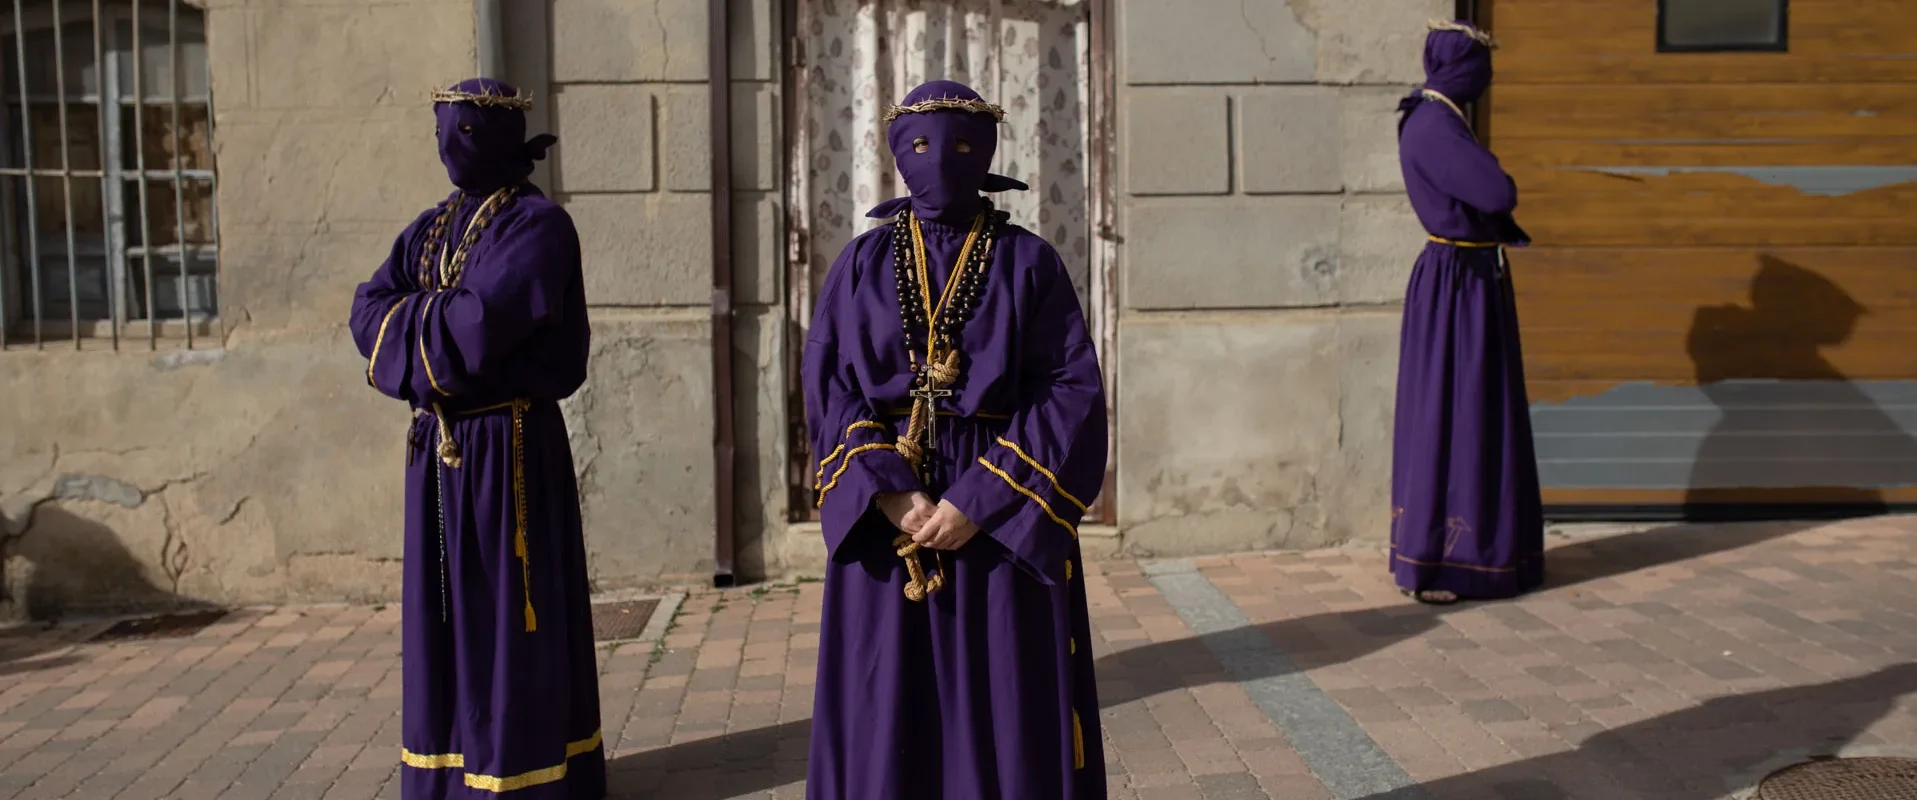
[882,96,1007,124]
[1427,18,1497,48]
[429,86,535,111]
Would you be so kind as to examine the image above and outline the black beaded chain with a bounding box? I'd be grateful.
[890,200,998,371]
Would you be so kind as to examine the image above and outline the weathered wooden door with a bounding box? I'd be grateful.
[1482,0,1917,515]
[782,0,1117,522]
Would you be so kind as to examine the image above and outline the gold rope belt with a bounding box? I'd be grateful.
[1427,235,1499,248]
[881,408,1011,420]
[413,399,539,633]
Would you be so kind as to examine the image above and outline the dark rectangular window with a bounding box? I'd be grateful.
[1658,0,1788,52]
[1,0,220,350]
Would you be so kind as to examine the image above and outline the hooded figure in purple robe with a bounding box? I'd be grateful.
[803,79,1109,799]
[347,78,605,800]
[1390,22,1545,603]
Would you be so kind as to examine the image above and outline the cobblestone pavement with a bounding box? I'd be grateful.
[4,516,1917,799]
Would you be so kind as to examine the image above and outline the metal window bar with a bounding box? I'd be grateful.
[12,0,43,348]
[167,0,183,348]
[130,0,151,348]
[50,0,76,348]
[0,1,216,349]
[91,0,111,346]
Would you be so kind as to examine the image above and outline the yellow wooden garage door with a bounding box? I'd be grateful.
[1481,0,1917,511]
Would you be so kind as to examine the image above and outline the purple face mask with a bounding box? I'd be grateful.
[874,80,1027,224]
[432,78,557,193]
[1421,25,1494,103]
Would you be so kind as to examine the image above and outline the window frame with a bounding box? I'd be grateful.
[1655,0,1790,54]
[0,0,219,348]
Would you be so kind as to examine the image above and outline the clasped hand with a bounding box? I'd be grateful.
[876,492,978,551]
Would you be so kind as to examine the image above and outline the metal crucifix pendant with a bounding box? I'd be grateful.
[909,379,953,482]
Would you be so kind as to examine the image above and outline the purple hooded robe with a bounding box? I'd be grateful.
[347,79,605,800]
[1389,26,1547,600]
[803,80,1109,799]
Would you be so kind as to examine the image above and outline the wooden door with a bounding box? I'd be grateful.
[1481,0,1917,514]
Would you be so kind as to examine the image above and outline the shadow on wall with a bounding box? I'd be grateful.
[1683,255,1917,516]
[2,504,195,621]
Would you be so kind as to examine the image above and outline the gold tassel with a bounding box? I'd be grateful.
[1072,710,1085,770]
[511,401,536,633]
[431,403,462,468]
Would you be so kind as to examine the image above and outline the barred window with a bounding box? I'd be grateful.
[1,0,217,349]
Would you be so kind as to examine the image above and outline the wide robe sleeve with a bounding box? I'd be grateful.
[804,233,926,558]
[942,241,1107,585]
[1414,110,1518,215]
[405,205,582,404]
[350,214,432,402]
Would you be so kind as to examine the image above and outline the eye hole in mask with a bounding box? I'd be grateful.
[912,136,930,154]
[458,123,474,135]
[954,138,972,154]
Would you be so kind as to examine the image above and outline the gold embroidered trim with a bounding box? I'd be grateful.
[510,399,537,633]
[418,293,450,397]
[975,457,1077,539]
[402,730,602,793]
[430,86,535,111]
[1426,18,1496,48]
[1390,546,1536,574]
[882,96,1006,123]
[402,750,463,769]
[994,437,1088,513]
[366,298,407,387]
[814,421,890,491]
[1072,711,1085,770]
[815,443,898,508]
[1066,560,1074,582]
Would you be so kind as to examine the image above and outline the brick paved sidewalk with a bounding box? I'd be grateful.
[3,516,1917,799]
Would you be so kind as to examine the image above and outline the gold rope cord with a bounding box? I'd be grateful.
[890,213,988,602]
[421,185,520,470]
[1419,89,1473,135]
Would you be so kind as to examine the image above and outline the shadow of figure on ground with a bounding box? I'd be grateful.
[1094,517,1818,708]
[1354,663,1917,800]
[605,516,1829,798]
[1684,256,1917,518]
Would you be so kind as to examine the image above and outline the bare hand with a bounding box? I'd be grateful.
[876,492,937,535]
[912,500,979,551]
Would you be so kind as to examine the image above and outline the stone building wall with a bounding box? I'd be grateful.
[1112,0,1445,556]
[0,0,1444,617]
[1,0,481,617]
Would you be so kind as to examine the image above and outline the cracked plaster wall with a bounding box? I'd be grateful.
[3,0,467,619]
[1,0,796,617]
[1113,0,1447,556]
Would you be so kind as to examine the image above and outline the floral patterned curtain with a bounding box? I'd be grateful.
[792,0,1093,319]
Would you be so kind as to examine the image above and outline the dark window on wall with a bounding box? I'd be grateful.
[1658,0,1788,52]
[0,1,219,349]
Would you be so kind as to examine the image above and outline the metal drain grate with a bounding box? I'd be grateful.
[589,599,660,643]
[89,609,229,643]
[1756,756,1917,800]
